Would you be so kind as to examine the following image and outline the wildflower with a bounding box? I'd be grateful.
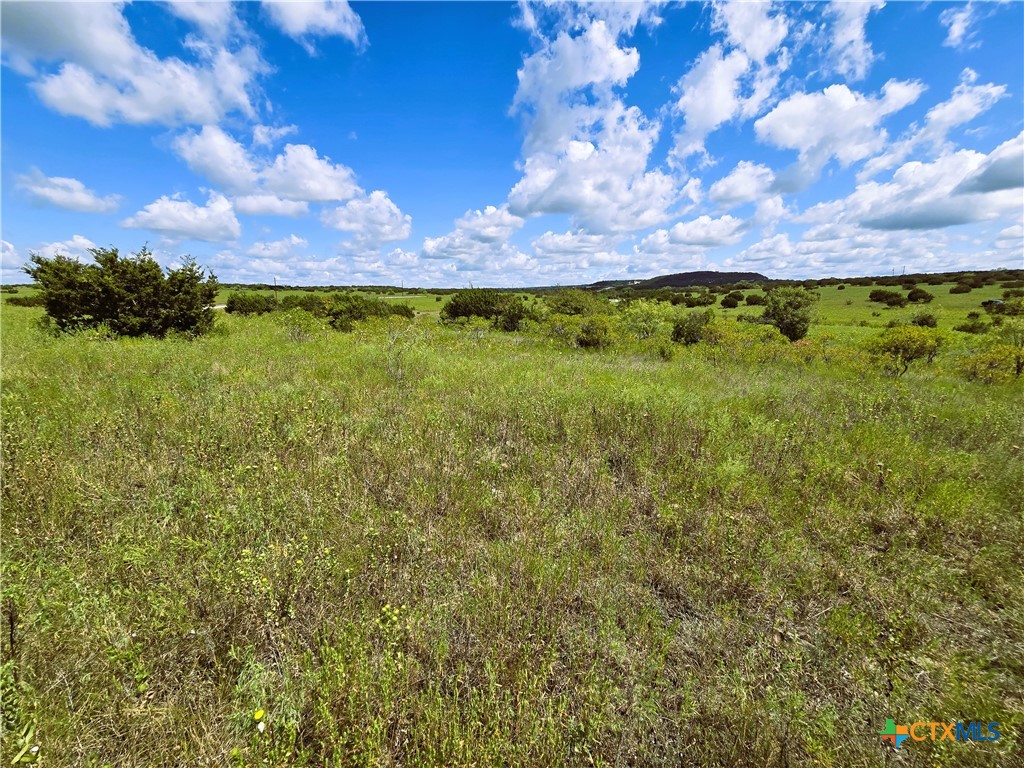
[254,709,264,722]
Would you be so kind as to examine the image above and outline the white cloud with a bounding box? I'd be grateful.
[421,204,531,274]
[530,230,626,268]
[173,125,259,192]
[712,1,788,65]
[246,234,307,258]
[16,168,120,213]
[940,3,978,49]
[33,234,98,260]
[321,190,412,244]
[233,194,309,217]
[261,0,366,53]
[860,69,1006,179]
[755,79,924,190]
[1,2,266,126]
[671,45,751,159]
[826,0,885,81]
[641,215,748,252]
[122,192,241,242]
[671,4,789,162]
[995,224,1023,250]
[709,161,775,209]
[163,1,237,40]
[252,123,298,148]
[1,240,22,273]
[173,127,362,203]
[953,131,1024,194]
[261,144,361,202]
[799,142,1022,233]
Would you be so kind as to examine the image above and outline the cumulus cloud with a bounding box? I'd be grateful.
[174,126,363,204]
[709,161,775,209]
[755,79,924,191]
[233,195,309,217]
[122,192,241,242]
[640,215,748,253]
[953,131,1024,194]
[16,168,120,213]
[826,0,885,81]
[163,0,237,40]
[860,69,1006,179]
[1,2,266,126]
[261,0,366,53]
[261,144,360,202]
[799,142,1022,233]
[671,3,789,161]
[32,234,98,260]
[321,190,412,245]
[421,204,532,274]
[530,230,627,268]
[711,0,788,64]
[246,234,308,259]
[173,125,260,192]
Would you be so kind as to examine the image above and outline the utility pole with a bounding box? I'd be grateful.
[274,276,279,303]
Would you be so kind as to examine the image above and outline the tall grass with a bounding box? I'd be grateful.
[1,307,1021,766]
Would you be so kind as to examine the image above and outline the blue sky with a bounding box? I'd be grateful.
[2,1,1022,286]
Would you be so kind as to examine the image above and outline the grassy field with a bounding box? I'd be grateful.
[1,292,1022,766]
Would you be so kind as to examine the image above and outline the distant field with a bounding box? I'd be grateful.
[2,286,1020,766]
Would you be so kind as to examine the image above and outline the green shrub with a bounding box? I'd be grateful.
[865,326,943,376]
[440,289,510,322]
[954,320,988,334]
[24,246,217,337]
[720,296,739,309]
[544,288,611,316]
[949,283,972,294]
[328,294,413,331]
[868,289,908,308]
[279,293,334,317]
[762,287,817,341]
[1003,289,1024,300]
[910,312,937,328]
[744,294,766,306]
[225,292,277,316]
[907,288,934,303]
[577,315,612,349]
[671,309,715,345]
[5,294,45,307]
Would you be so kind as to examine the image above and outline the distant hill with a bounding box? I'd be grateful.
[586,271,769,291]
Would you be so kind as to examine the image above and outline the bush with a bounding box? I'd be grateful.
[621,299,670,340]
[24,246,218,337]
[868,289,909,308]
[836,284,846,291]
[954,320,988,334]
[494,296,532,332]
[328,294,413,332]
[577,316,612,349]
[949,283,972,294]
[907,288,934,304]
[682,291,717,308]
[5,294,46,307]
[544,288,612,316]
[865,326,943,376]
[762,287,818,341]
[1003,289,1024,300]
[441,289,511,322]
[744,294,766,306]
[671,309,715,345]
[225,292,277,316]
[958,349,1013,384]
[279,293,334,317]
[910,312,938,328]
[720,296,740,309]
